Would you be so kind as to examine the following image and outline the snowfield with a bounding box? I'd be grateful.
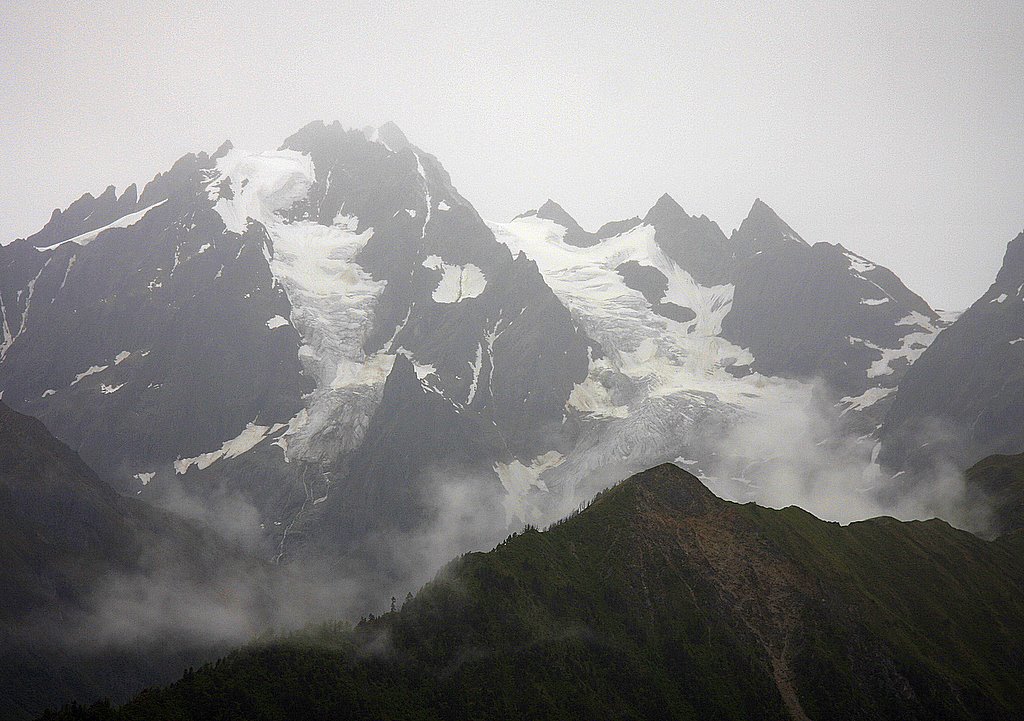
[35,200,168,252]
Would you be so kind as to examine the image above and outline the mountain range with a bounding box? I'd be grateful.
[2,121,997,550]
[1,120,1021,718]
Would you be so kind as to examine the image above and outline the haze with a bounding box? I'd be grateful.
[2,0,1021,310]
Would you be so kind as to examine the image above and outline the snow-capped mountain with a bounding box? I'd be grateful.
[497,195,948,433]
[0,121,957,568]
[0,122,596,564]
[722,199,948,404]
[0,144,307,480]
[880,230,1024,469]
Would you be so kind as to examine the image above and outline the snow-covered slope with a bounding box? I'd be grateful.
[498,197,947,421]
[490,215,754,404]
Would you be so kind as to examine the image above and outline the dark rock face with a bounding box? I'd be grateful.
[615,260,697,323]
[721,237,940,398]
[21,185,139,249]
[642,193,732,286]
[533,199,599,247]
[595,215,642,238]
[0,150,307,481]
[728,197,808,260]
[313,353,509,553]
[880,231,1024,469]
[717,201,945,405]
[615,260,669,304]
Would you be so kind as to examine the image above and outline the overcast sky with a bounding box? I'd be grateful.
[2,0,1021,310]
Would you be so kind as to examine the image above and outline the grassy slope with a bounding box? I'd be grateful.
[44,464,1024,721]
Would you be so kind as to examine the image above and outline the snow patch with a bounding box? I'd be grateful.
[56,255,76,297]
[0,293,12,357]
[422,257,487,303]
[270,409,309,461]
[208,149,315,234]
[494,451,564,523]
[36,200,168,251]
[3,257,53,357]
[100,383,125,394]
[865,312,943,378]
[134,472,155,486]
[843,250,876,274]
[414,151,432,239]
[395,349,437,382]
[174,421,286,474]
[839,386,894,414]
[466,342,484,404]
[71,364,108,386]
[567,359,629,419]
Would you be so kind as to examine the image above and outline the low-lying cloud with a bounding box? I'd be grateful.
[701,378,991,532]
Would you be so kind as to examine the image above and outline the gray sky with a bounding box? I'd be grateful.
[2,0,1021,310]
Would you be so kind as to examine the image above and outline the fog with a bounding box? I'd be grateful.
[19,466,510,653]
[701,379,990,532]
[12,376,989,658]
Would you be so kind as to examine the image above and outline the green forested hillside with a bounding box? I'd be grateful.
[45,464,1024,721]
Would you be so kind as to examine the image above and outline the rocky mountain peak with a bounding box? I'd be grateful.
[642,192,687,225]
[212,139,234,159]
[375,120,411,151]
[995,230,1024,286]
[730,198,808,261]
[536,199,582,228]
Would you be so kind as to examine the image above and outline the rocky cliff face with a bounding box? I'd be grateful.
[880,231,1024,469]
